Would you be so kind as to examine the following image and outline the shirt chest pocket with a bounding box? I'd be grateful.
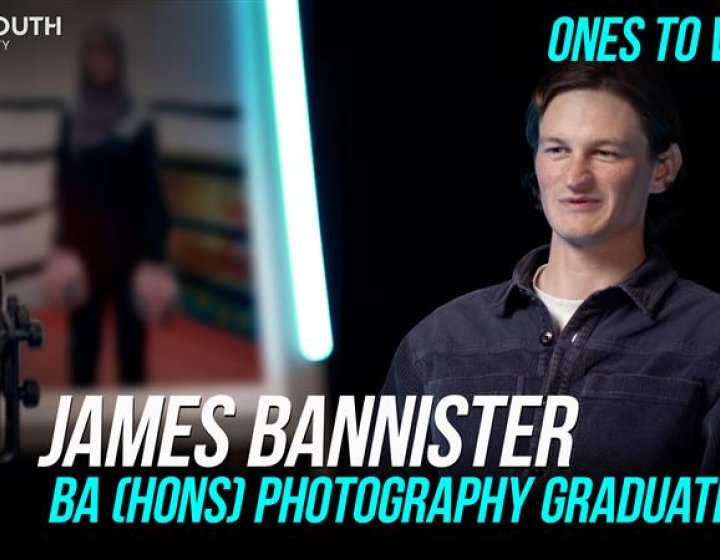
[580,373,702,406]
[572,374,704,475]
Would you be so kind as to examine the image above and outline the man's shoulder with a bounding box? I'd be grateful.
[658,277,720,358]
[401,280,511,359]
[663,278,720,324]
[670,277,720,315]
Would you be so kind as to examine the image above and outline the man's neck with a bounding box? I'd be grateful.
[538,229,646,301]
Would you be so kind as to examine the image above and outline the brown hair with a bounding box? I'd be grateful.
[526,62,683,160]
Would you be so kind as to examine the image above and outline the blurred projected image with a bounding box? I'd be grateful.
[46,24,175,386]
[0,2,259,387]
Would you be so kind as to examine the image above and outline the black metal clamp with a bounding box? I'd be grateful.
[0,275,43,463]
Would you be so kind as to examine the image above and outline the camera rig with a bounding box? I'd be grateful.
[0,275,42,463]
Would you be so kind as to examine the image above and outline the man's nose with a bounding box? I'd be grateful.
[564,156,593,190]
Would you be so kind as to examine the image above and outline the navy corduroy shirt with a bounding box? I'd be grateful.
[383,245,720,477]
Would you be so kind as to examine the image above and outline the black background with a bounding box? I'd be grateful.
[301,0,720,398]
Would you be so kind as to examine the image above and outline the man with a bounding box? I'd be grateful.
[383,63,720,477]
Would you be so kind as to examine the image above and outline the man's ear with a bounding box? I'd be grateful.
[650,143,683,194]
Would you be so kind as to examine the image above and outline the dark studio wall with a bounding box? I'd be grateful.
[300,1,720,398]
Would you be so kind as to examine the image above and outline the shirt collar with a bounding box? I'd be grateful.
[489,244,679,317]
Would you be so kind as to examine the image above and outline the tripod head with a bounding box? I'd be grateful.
[0,275,43,463]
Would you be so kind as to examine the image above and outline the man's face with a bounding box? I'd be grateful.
[535,89,662,247]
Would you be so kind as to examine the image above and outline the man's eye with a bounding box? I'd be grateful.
[545,146,567,155]
[595,150,620,159]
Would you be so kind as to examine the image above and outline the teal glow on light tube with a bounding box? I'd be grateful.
[265,0,333,361]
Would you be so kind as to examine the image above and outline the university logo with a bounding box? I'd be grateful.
[0,15,62,51]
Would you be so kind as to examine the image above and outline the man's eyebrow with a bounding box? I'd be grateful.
[588,137,632,148]
[538,136,632,148]
[538,136,568,145]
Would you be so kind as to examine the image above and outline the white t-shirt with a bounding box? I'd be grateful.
[532,264,583,332]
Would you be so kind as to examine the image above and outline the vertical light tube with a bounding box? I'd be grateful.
[265,0,333,361]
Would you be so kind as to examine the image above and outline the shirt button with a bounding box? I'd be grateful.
[540,331,554,346]
[530,467,544,476]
